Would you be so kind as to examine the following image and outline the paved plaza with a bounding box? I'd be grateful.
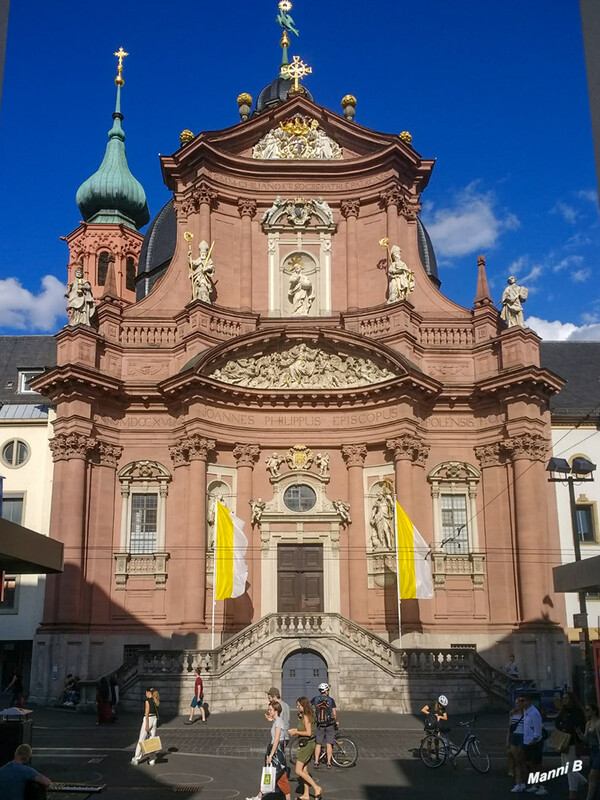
[0,697,582,800]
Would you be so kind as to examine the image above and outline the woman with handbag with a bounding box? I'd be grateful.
[584,703,600,800]
[554,692,587,799]
[131,688,160,766]
[288,697,322,800]
[246,701,291,800]
[507,696,527,793]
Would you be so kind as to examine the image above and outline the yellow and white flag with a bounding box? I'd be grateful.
[396,501,433,600]
[215,501,248,600]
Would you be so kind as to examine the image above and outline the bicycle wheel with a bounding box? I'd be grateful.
[332,736,358,767]
[419,734,446,768]
[467,738,490,773]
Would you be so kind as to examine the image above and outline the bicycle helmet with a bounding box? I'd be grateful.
[437,694,448,707]
[318,682,330,692]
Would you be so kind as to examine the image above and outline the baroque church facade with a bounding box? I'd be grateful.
[29,23,570,710]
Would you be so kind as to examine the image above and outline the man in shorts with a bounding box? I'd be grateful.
[522,693,547,796]
[0,744,51,800]
[185,667,206,724]
[311,682,337,768]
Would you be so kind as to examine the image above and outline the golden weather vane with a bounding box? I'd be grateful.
[113,46,129,86]
[281,54,312,93]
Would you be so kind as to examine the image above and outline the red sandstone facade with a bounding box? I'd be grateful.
[31,95,568,704]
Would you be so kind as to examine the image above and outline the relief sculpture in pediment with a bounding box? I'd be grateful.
[208,343,396,389]
[253,117,342,160]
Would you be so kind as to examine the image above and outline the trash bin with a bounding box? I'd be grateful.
[0,707,33,767]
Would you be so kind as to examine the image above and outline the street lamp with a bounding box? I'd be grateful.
[547,456,596,701]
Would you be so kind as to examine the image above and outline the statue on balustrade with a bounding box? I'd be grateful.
[65,267,97,326]
[189,240,216,304]
[500,275,528,328]
[387,244,414,303]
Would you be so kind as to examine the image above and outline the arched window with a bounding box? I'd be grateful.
[97,251,112,286]
[126,257,136,292]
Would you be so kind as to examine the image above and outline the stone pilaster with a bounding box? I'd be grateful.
[379,186,402,245]
[341,199,360,311]
[386,434,430,517]
[233,443,260,612]
[341,444,369,624]
[238,199,257,311]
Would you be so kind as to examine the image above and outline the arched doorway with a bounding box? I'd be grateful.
[282,650,328,708]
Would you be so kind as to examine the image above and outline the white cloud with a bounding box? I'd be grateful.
[0,275,66,332]
[572,268,591,282]
[577,189,598,204]
[551,201,578,224]
[423,184,519,257]
[552,254,585,272]
[526,316,600,341]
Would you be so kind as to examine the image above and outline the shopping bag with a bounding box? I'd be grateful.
[548,728,571,753]
[140,736,162,755]
[260,765,277,794]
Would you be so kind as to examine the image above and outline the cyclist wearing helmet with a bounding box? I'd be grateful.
[421,695,449,760]
[311,683,338,769]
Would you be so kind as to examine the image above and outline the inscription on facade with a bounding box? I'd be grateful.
[216,175,384,193]
[426,414,504,429]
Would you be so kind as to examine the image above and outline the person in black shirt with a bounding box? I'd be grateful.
[132,688,160,766]
[555,692,587,799]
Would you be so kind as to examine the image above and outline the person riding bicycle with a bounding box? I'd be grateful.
[421,695,449,760]
[311,682,338,769]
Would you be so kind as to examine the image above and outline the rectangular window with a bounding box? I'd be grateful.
[1,495,24,524]
[440,494,468,554]
[18,370,43,394]
[0,575,17,610]
[576,505,595,543]
[129,493,158,554]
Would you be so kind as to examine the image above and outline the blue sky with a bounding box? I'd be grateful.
[0,0,598,339]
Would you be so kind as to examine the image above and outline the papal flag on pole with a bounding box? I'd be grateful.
[396,501,434,600]
[215,500,248,600]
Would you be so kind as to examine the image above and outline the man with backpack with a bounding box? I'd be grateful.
[311,682,337,768]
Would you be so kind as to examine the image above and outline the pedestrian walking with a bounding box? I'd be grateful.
[505,654,519,678]
[267,687,290,746]
[96,676,113,724]
[311,682,337,768]
[109,674,120,718]
[4,669,24,707]
[554,692,587,799]
[507,695,527,793]
[185,667,206,724]
[584,702,600,800]
[522,692,547,796]
[131,688,160,766]
[0,744,51,800]
[246,700,291,800]
[288,697,322,800]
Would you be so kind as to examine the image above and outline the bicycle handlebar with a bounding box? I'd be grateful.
[458,718,475,727]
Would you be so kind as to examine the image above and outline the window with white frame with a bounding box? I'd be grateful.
[0,494,23,612]
[428,461,481,554]
[117,461,170,554]
[576,504,596,543]
[1,440,30,469]
[18,370,43,394]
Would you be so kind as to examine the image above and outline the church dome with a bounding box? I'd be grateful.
[76,84,149,231]
[417,217,440,288]
[135,198,176,299]
[255,75,314,114]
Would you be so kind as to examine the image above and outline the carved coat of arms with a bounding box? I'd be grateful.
[253,116,342,160]
[286,445,313,471]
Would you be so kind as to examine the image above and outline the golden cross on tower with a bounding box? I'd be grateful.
[281,54,312,93]
[113,46,129,86]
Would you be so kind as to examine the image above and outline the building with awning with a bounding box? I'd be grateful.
[0,517,63,576]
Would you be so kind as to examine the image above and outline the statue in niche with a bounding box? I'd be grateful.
[333,500,351,526]
[288,261,314,315]
[250,498,266,526]
[370,490,394,551]
[387,244,415,303]
[315,452,330,477]
[501,275,528,328]
[265,453,285,478]
[189,240,215,303]
[65,267,96,326]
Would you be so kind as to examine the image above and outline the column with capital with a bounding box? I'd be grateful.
[238,199,257,311]
[506,433,552,623]
[194,182,217,245]
[233,443,260,617]
[184,435,216,626]
[386,433,429,519]
[341,200,360,311]
[341,444,369,624]
[47,432,96,624]
[380,187,401,246]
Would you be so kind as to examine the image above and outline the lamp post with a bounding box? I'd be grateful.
[547,456,596,701]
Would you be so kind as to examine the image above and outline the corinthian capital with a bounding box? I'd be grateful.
[169,441,188,467]
[340,199,360,219]
[187,435,216,461]
[379,186,403,209]
[474,442,502,468]
[97,442,123,469]
[341,443,367,467]
[400,195,422,221]
[192,181,218,208]
[233,443,260,468]
[49,432,97,461]
[386,434,430,466]
[504,433,549,462]
[237,198,257,218]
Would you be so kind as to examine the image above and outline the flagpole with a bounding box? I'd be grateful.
[211,504,217,650]
[393,487,402,643]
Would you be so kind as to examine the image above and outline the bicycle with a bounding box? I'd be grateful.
[289,730,358,768]
[419,718,490,773]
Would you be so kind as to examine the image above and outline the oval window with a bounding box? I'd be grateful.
[283,484,317,512]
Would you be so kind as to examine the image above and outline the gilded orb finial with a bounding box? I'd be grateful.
[180,129,194,146]
[113,46,129,87]
[237,93,253,122]
[399,130,413,144]
[341,94,357,121]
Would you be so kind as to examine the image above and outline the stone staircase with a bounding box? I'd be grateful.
[79,613,516,715]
